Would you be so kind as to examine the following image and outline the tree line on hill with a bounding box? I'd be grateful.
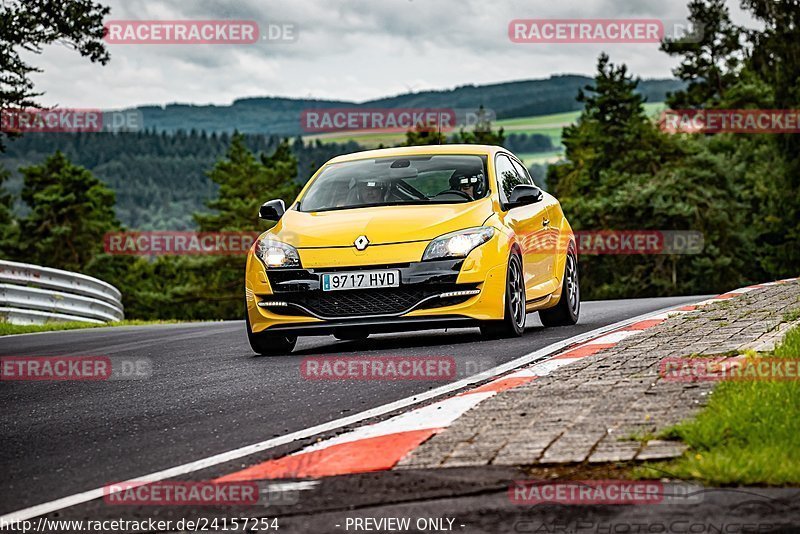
[128,76,682,137]
[0,131,362,230]
[0,128,552,231]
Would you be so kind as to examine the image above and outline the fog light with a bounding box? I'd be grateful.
[258,301,289,308]
[439,289,480,299]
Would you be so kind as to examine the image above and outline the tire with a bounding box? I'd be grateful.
[539,247,580,327]
[245,308,297,355]
[333,328,370,341]
[480,253,526,338]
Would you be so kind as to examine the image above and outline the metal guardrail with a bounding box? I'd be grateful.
[0,260,124,325]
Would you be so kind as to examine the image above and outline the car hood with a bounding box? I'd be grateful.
[267,199,494,248]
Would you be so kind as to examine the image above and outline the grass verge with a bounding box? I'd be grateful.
[0,320,186,336]
[635,325,800,485]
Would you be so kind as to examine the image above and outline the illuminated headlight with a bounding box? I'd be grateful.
[422,227,495,261]
[255,238,301,268]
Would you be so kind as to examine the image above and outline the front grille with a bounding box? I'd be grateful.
[266,284,470,318]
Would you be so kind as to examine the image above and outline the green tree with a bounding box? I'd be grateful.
[17,151,120,271]
[181,134,302,320]
[0,165,19,258]
[660,0,745,108]
[195,134,300,231]
[741,0,800,276]
[549,54,678,199]
[404,124,446,146]
[1,0,110,150]
[662,0,800,278]
[453,105,506,145]
[548,54,747,298]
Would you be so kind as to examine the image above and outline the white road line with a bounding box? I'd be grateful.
[529,357,582,376]
[300,392,495,453]
[585,330,639,345]
[264,481,319,492]
[503,368,537,378]
[0,299,703,524]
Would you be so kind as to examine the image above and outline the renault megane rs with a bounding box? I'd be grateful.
[245,144,579,355]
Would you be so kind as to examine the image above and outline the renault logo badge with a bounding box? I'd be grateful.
[354,235,370,251]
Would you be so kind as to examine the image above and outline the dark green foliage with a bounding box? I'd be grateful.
[1,130,361,230]
[452,106,506,145]
[503,134,554,154]
[661,0,800,278]
[12,152,120,271]
[195,134,300,231]
[549,0,800,299]
[405,105,507,147]
[85,137,303,320]
[548,55,747,298]
[403,125,447,146]
[660,0,745,108]
[0,0,110,151]
[0,165,19,257]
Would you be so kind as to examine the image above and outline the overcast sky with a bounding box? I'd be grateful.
[27,0,754,110]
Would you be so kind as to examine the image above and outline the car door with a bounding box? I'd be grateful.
[494,154,553,299]
[509,156,559,290]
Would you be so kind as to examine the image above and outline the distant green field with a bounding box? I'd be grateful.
[517,150,567,166]
[497,102,666,139]
[304,102,666,154]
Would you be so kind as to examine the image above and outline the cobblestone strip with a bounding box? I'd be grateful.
[397,280,800,469]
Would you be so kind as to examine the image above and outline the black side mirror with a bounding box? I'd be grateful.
[507,184,543,208]
[259,199,286,221]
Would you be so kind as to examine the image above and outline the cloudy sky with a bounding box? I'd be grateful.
[27,0,753,109]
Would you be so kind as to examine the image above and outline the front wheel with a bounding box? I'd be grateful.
[480,253,526,338]
[539,247,580,327]
[245,310,297,355]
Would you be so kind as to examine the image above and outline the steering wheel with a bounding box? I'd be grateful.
[436,189,472,201]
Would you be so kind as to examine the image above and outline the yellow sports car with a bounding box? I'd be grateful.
[245,144,579,355]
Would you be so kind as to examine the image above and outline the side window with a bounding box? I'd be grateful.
[494,154,524,206]
[510,158,534,186]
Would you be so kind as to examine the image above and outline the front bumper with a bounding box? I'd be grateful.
[246,255,508,335]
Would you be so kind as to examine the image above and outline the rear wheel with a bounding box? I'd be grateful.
[480,253,526,338]
[245,307,297,355]
[539,247,580,327]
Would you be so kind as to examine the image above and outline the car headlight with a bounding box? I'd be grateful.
[422,227,495,261]
[255,238,301,268]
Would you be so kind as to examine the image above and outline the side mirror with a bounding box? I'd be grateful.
[507,184,543,208]
[259,199,286,221]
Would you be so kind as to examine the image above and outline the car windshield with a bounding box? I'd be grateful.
[298,154,488,212]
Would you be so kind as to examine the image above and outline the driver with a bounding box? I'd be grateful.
[357,180,388,204]
[449,172,485,200]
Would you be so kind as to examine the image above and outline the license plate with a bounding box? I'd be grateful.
[321,270,400,291]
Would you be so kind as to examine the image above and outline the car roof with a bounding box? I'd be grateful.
[326,144,505,164]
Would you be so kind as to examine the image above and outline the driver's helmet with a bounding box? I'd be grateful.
[449,171,485,198]
[357,179,388,202]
